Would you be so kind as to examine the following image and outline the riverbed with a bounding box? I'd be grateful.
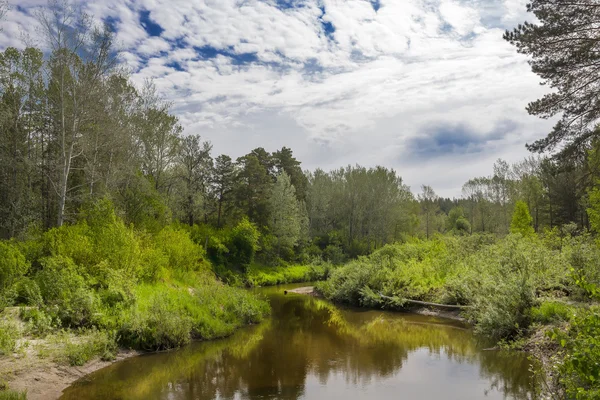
[60,283,538,399]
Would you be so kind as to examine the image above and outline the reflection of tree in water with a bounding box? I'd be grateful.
[61,293,537,400]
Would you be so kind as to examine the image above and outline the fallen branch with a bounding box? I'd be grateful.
[378,293,471,310]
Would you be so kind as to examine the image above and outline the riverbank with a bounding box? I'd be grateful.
[1,344,139,400]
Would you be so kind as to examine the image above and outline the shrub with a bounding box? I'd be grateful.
[120,287,193,351]
[531,301,573,324]
[13,278,43,307]
[154,226,205,271]
[20,308,54,337]
[0,241,29,290]
[227,218,260,271]
[64,330,118,366]
[553,307,600,399]
[0,321,18,355]
[35,256,98,328]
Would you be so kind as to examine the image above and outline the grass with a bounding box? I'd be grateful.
[0,390,27,400]
[245,263,333,287]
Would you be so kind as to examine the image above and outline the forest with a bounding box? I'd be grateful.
[1,1,600,399]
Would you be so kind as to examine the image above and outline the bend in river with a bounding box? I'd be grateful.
[61,283,538,400]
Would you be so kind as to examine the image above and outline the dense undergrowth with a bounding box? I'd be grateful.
[0,200,269,361]
[316,231,600,398]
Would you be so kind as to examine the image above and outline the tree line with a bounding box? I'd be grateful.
[2,1,600,268]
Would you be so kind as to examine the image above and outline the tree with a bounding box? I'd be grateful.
[38,2,117,226]
[446,207,470,235]
[511,201,535,237]
[268,172,301,256]
[235,154,272,228]
[212,154,236,228]
[175,134,212,225]
[135,82,182,193]
[418,185,439,239]
[273,147,308,202]
[504,1,600,157]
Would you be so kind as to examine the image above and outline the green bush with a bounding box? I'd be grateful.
[246,263,331,287]
[63,330,118,366]
[0,241,29,290]
[553,307,600,399]
[35,256,98,328]
[14,278,43,307]
[20,308,54,336]
[0,320,18,355]
[531,301,573,324]
[227,218,260,271]
[154,226,205,271]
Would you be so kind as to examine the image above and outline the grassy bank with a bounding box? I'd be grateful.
[316,233,600,398]
[0,201,269,396]
[244,263,333,287]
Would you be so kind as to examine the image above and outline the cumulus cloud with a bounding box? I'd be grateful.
[0,0,547,197]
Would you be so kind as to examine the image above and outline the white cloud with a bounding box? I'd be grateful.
[0,0,546,197]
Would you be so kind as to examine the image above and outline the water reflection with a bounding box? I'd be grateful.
[61,285,538,400]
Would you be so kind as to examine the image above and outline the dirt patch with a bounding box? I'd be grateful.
[1,347,139,400]
[521,324,566,398]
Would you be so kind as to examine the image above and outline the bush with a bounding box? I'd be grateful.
[531,301,573,324]
[0,321,18,355]
[154,226,205,271]
[120,288,193,351]
[13,278,43,307]
[246,263,331,287]
[553,307,600,399]
[63,330,118,366]
[227,218,260,271]
[20,308,54,337]
[0,241,29,290]
[35,256,98,328]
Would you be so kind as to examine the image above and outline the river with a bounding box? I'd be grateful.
[60,283,538,399]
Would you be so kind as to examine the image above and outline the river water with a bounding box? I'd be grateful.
[60,283,538,400]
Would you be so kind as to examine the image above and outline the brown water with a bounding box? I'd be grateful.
[60,283,538,400]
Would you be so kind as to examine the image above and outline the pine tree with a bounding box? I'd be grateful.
[510,201,535,237]
[504,1,600,157]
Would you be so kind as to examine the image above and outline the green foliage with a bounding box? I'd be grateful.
[35,256,98,328]
[245,263,332,287]
[227,218,260,271]
[319,234,573,342]
[552,308,600,399]
[0,320,18,355]
[510,201,535,237]
[20,308,54,336]
[154,226,205,271]
[62,330,118,366]
[0,390,27,400]
[0,241,29,291]
[120,277,269,351]
[531,301,573,324]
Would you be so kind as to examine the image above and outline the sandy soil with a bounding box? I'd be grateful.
[1,346,139,400]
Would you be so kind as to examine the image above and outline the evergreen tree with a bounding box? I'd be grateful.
[212,154,236,228]
[510,201,535,237]
[504,1,600,157]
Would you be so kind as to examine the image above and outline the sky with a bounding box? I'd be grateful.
[0,0,553,197]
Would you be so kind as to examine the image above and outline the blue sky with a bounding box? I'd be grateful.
[0,0,553,197]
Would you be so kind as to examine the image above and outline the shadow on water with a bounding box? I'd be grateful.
[60,283,539,400]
